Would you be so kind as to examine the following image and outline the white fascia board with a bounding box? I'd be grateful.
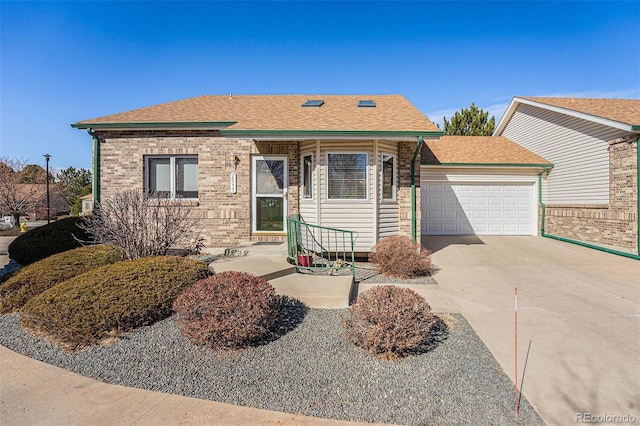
[493,97,520,136]
[495,97,636,134]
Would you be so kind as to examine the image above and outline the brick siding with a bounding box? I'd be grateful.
[543,136,638,252]
[397,141,420,239]
[96,131,417,249]
[95,131,298,247]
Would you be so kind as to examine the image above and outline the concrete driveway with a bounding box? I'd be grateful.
[421,235,640,426]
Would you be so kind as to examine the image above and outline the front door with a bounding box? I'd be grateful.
[252,156,288,233]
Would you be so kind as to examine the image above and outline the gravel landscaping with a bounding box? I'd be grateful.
[0,305,542,425]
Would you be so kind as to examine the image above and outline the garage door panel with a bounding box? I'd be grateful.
[422,181,534,236]
[443,210,458,219]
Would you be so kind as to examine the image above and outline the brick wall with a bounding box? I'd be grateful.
[96,130,298,247]
[397,141,420,239]
[544,135,638,252]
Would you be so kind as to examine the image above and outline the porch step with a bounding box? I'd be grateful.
[210,256,295,281]
[209,255,354,309]
[269,273,354,309]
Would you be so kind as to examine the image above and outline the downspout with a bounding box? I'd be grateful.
[539,143,640,261]
[87,128,100,209]
[411,136,424,244]
[537,166,550,236]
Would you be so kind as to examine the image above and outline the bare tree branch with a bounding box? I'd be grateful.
[0,157,44,226]
[77,189,203,259]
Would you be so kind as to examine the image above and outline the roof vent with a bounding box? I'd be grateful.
[358,100,376,108]
[302,99,324,107]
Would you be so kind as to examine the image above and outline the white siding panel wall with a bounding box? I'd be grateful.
[502,104,627,204]
[378,140,399,238]
[319,141,375,251]
[299,141,317,225]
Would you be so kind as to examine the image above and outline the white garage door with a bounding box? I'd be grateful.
[421,182,534,235]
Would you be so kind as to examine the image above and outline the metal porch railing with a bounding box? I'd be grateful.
[286,214,356,278]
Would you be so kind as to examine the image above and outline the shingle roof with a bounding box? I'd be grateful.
[73,94,441,133]
[422,136,552,165]
[520,97,640,126]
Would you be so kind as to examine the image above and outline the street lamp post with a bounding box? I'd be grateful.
[44,154,51,224]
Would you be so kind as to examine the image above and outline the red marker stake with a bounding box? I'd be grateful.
[515,287,520,419]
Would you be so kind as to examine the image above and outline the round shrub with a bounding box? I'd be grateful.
[20,256,208,348]
[8,217,92,265]
[173,271,279,349]
[368,236,432,278]
[0,244,123,314]
[343,285,435,360]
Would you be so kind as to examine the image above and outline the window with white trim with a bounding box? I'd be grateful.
[327,153,368,200]
[381,153,396,200]
[146,156,198,199]
[302,154,313,199]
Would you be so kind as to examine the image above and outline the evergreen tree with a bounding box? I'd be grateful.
[443,103,496,136]
[57,167,92,215]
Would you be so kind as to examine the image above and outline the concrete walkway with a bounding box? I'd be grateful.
[0,344,384,426]
[420,235,640,426]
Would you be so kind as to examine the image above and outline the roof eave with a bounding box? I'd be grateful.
[493,97,521,136]
[70,121,237,130]
[421,162,555,168]
[220,129,444,139]
[495,97,638,134]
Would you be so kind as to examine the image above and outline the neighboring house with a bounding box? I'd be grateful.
[495,97,640,255]
[421,136,552,236]
[72,95,444,251]
[15,184,69,220]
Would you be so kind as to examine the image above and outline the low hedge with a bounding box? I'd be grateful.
[20,256,208,348]
[0,244,123,314]
[8,217,91,265]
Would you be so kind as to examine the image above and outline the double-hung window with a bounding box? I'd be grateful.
[146,156,198,199]
[327,153,368,200]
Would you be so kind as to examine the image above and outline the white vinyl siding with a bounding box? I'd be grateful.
[298,140,402,251]
[299,141,317,225]
[319,141,375,251]
[502,103,627,204]
[378,141,399,238]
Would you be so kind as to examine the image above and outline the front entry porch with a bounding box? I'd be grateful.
[210,246,354,309]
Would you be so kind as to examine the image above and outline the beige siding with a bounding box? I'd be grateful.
[502,103,628,204]
[318,141,375,251]
[298,141,317,225]
[378,141,399,238]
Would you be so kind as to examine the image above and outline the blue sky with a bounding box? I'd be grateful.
[1,1,639,171]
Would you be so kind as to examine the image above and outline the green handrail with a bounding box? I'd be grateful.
[286,214,356,278]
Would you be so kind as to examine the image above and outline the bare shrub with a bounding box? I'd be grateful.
[368,236,432,278]
[78,189,202,259]
[173,271,279,349]
[343,285,435,360]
